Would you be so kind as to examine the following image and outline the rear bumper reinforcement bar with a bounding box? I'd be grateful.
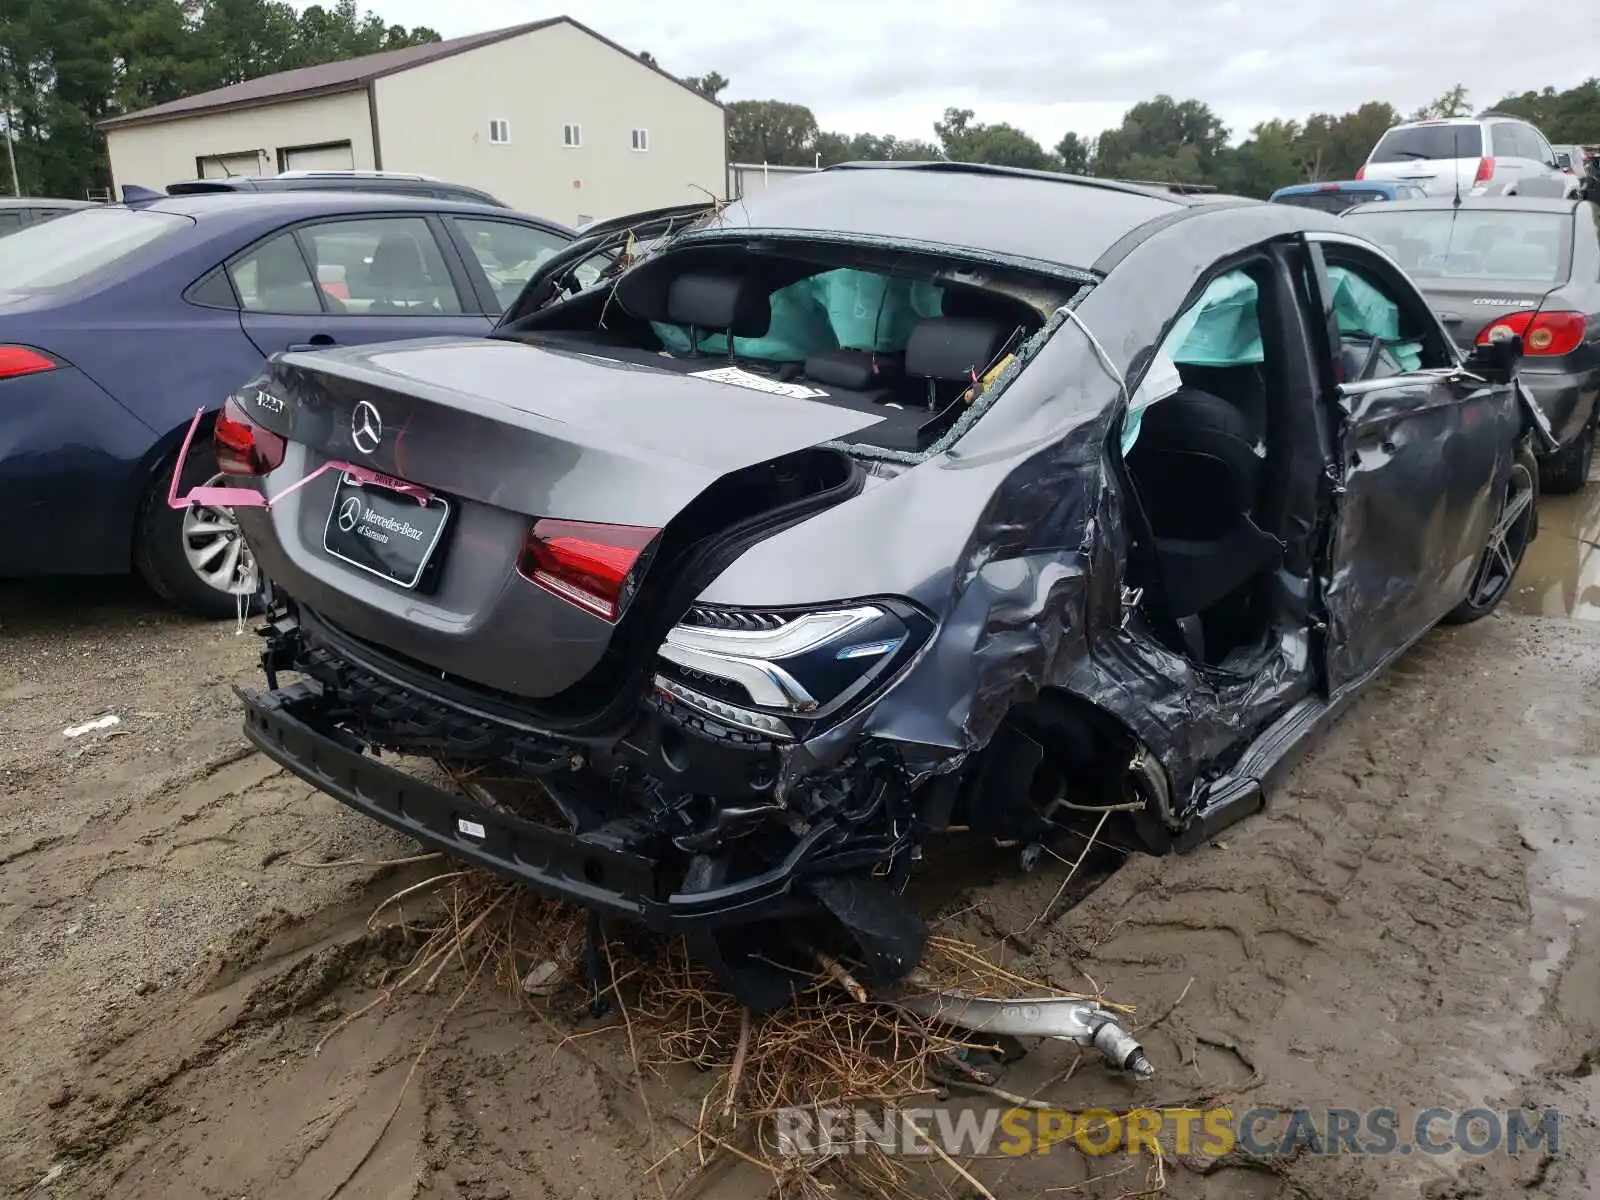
[239,680,812,931]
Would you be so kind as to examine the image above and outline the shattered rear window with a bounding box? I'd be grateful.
[652,268,947,362]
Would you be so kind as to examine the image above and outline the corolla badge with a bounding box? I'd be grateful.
[351,400,383,455]
[337,495,363,533]
[1472,297,1536,307]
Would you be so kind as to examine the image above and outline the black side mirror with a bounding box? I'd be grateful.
[1466,331,1524,382]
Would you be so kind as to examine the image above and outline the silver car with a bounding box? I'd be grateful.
[1359,113,1575,199]
[1343,194,1600,492]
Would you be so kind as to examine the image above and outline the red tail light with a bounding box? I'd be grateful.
[1474,156,1494,184]
[1476,310,1586,357]
[213,396,286,476]
[517,518,659,622]
[1355,163,1367,180]
[0,345,59,380]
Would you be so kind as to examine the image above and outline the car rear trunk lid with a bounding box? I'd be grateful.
[237,336,881,700]
[1412,281,1561,352]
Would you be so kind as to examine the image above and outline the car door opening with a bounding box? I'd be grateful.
[1119,257,1311,668]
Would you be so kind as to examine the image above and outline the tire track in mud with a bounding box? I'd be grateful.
[0,612,419,1196]
[6,587,1599,1199]
[939,622,1593,1199]
[41,904,689,1200]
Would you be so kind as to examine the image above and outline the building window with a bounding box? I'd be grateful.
[631,128,649,152]
[563,123,582,148]
[489,119,510,145]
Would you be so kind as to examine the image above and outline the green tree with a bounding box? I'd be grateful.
[726,99,821,165]
[1054,131,1094,174]
[1493,79,1600,142]
[683,70,729,102]
[933,107,1053,169]
[1223,118,1306,196]
[1412,84,1470,120]
[1299,101,1400,180]
[195,0,301,84]
[2,0,123,197]
[1,0,439,198]
[1091,95,1230,184]
[286,0,437,69]
[813,130,942,165]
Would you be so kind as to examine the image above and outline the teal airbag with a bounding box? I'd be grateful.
[652,269,946,362]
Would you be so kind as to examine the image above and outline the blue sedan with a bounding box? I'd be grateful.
[0,191,575,615]
[1268,180,1428,213]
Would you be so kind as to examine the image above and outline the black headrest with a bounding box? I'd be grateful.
[666,272,771,338]
[369,234,427,287]
[1136,386,1256,447]
[256,236,310,287]
[905,318,1010,381]
[804,349,903,391]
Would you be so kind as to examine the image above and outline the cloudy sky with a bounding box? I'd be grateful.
[300,1,1599,147]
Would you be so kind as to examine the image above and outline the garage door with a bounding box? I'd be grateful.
[282,142,355,172]
[199,152,264,179]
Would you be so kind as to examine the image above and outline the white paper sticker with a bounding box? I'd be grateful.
[456,818,487,840]
[690,366,829,399]
[63,714,120,738]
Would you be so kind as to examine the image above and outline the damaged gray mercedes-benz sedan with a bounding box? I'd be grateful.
[200,163,1549,1009]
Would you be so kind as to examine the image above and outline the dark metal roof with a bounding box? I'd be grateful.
[137,190,528,220]
[98,17,717,131]
[695,162,1189,272]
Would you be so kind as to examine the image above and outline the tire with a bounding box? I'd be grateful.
[134,438,262,620]
[1443,444,1539,625]
[1539,414,1595,495]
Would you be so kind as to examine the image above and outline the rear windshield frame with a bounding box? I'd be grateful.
[1371,124,1485,164]
[0,206,192,292]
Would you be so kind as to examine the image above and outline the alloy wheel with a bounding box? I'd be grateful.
[180,475,258,595]
[1466,461,1536,610]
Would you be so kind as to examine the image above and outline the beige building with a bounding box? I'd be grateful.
[98,18,727,226]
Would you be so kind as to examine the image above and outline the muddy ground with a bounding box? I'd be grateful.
[3,490,1600,1199]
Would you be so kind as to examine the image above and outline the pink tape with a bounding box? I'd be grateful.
[166,407,434,512]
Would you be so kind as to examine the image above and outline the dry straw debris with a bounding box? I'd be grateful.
[309,858,1153,1199]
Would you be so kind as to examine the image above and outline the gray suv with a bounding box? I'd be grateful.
[1359,113,1576,199]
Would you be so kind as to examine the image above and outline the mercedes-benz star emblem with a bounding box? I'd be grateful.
[351,400,383,455]
[337,495,363,533]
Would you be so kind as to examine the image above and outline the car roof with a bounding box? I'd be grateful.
[702,161,1253,272]
[175,175,475,190]
[134,188,565,227]
[1388,114,1519,129]
[166,175,501,201]
[0,196,95,209]
[1343,196,1581,216]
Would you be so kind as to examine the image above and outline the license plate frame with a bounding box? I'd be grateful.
[322,472,452,590]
